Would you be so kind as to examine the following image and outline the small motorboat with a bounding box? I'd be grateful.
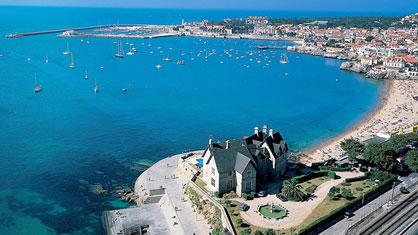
[413,96,418,101]
[122,88,128,93]
[156,64,162,69]
[34,85,42,93]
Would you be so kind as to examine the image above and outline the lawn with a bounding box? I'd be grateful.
[296,178,377,232]
[259,205,287,219]
[299,176,331,194]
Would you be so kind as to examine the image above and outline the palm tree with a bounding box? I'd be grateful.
[281,179,305,201]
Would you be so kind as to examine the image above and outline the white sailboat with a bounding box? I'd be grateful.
[63,42,71,55]
[34,74,42,93]
[279,53,288,64]
[45,55,49,63]
[69,52,75,68]
[94,77,99,93]
[115,41,124,58]
[84,70,89,80]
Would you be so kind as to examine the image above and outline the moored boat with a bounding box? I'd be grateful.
[257,45,269,50]
[69,52,75,68]
[63,42,71,55]
[34,74,42,93]
[115,41,124,58]
[279,53,288,64]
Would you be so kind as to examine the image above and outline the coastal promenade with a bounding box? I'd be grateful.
[304,79,418,165]
[134,151,211,235]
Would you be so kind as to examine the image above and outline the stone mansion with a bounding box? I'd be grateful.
[201,125,288,196]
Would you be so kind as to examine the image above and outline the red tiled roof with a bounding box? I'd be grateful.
[397,53,418,63]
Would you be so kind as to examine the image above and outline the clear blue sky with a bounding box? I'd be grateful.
[0,0,417,12]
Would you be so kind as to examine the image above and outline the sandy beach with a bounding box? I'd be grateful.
[302,79,418,165]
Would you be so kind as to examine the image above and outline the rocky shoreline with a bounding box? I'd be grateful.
[340,61,411,80]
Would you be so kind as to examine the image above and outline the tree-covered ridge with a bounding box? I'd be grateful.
[269,16,404,29]
[209,15,416,31]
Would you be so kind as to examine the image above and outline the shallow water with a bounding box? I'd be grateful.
[0,7,386,234]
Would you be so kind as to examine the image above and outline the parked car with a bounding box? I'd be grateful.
[344,211,354,218]
[257,191,267,197]
[400,187,410,194]
[239,203,250,211]
[276,193,288,202]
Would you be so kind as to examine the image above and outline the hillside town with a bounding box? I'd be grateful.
[176,13,418,79]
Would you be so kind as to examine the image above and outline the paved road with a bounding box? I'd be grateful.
[320,173,418,235]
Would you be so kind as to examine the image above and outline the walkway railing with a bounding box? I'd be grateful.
[188,181,236,235]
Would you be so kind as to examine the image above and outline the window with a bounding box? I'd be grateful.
[211,167,215,175]
[211,178,216,187]
[247,170,251,176]
[228,171,233,177]
[227,180,233,190]
[245,181,252,191]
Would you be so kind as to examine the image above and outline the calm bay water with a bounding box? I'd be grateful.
[0,6,386,234]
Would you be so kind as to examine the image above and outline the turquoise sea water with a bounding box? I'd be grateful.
[0,7,387,234]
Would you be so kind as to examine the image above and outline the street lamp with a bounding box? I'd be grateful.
[390,181,396,203]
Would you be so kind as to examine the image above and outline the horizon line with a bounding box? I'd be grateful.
[0,4,415,14]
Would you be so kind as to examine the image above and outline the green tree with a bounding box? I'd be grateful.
[240,228,251,235]
[387,133,418,150]
[365,35,375,42]
[405,150,418,172]
[370,170,393,182]
[341,188,353,199]
[328,186,340,200]
[236,218,243,227]
[265,229,277,235]
[363,143,397,171]
[254,231,264,235]
[341,138,365,161]
[281,179,306,201]
[212,227,221,235]
[328,171,336,179]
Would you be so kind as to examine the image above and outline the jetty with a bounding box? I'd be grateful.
[4,24,157,38]
[5,24,116,38]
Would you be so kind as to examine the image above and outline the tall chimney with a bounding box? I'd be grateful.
[225,140,230,149]
[262,125,268,135]
[269,129,274,138]
[254,126,259,135]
